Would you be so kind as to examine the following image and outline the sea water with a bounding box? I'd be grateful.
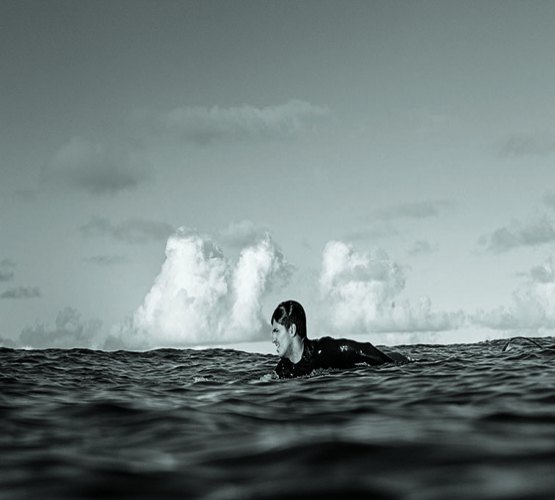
[2,338,555,499]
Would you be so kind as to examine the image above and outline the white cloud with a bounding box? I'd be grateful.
[19,307,103,349]
[45,136,146,195]
[159,100,328,144]
[318,240,463,334]
[479,215,555,253]
[124,227,292,348]
[79,216,174,244]
[473,256,555,332]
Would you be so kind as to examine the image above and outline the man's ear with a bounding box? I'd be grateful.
[288,323,297,337]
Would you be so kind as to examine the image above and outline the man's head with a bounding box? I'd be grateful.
[271,300,307,340]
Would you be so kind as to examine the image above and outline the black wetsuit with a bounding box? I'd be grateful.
[275,336,410,379]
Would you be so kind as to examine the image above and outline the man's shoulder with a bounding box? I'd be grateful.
[312,336,339,348]
[309,336,341,359]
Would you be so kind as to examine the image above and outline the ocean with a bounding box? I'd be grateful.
[2,337,555,499]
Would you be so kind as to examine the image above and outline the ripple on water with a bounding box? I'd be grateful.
[2,337,555,499]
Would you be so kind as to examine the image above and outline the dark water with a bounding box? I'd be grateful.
[2,338,555,500]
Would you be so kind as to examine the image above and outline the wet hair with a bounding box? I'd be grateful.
[271,300,307,339]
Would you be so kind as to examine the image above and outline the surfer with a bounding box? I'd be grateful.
[271,300,411,378]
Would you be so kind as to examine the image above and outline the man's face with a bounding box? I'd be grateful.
[271,320,292,358]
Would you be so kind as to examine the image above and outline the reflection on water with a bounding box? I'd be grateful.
[1,338,555,499]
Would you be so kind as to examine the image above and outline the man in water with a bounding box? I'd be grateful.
[271,300,410,379]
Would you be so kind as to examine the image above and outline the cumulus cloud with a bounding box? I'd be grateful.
[79,216,174,244]
[44,136,146,195]
[499,133,555,158]
[0,258,16,282]
[373,200,453,221]
[473,256,555,332]
[84,255,129,266]
[158,99,328,144]
[0,286,41,299]
[478,216,555,253]
[318,240,463,334]
[123,228,293,348]
[19,308,103,349]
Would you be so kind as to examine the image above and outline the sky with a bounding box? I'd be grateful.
[2,0,555,351]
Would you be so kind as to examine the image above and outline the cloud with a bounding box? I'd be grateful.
[527,259,555,283]
[218,220,269,249]
[44,136,146,195]
[373,200,453,221]
[407,240,438,256]
[499,133,555,158]
[0,336,17,348]
[158,99,328,144]
[123,227,293,348]
[79,216,174,244]
[473,256,555,331]
[0,258,16,282]
[318,240,463,334]
[479,216,555,253]
[19,307,103,349]
[0,286,41,299]
[84,255,129,266]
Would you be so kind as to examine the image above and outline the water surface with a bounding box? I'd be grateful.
[2,338,555,499]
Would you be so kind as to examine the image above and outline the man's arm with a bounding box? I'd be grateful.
[316,337,395,368]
